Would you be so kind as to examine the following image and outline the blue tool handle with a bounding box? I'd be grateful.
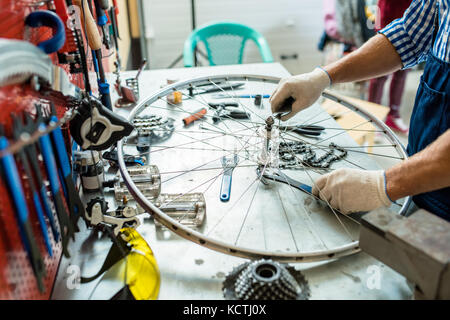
[0,137,30,224]
[94,1,108,26]
[32,192,53,256]
[300,183,313,194]
[40,185,60,241]
[38,124,61,195]
[99,82,112,110]
[220,175,232,202]
[49,116,71,178]
[25,10,66,54]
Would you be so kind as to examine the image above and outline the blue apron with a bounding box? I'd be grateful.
[407,51,450,220]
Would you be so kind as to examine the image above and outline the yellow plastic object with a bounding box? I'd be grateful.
[120,227,161,300]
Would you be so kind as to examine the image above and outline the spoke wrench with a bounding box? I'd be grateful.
[45,103,85,230]
[220,154,239,202]
[30,112,76,258]
[11,115,53,256]
[0,125,47,292]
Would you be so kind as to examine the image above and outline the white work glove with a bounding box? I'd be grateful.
[312,168,393,214]
[270,67,331,121]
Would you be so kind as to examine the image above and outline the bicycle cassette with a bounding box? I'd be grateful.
[223,259,310,300]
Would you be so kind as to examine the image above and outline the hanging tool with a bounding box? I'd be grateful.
[32,114,76,258]
[20,115,60,242]
[93,0,111,49]
[74,0,113,110]
[69,97,134,150]
[0,126,47,292]
[279,124,325,137]
[46,104,85,228]
[208,102,251,124]
[24,10,66,54]
[11,115,53,256]
[182,108,208,126]
[220,154,239,202]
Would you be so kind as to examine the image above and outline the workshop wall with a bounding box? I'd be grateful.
[142,0,324,74]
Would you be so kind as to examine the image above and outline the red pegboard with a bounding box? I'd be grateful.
[0,0,110,300]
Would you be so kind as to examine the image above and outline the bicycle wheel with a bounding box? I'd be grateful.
[116,74,410,263]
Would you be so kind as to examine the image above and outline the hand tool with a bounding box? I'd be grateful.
[208,102,251,124]
[74,0,113,110]
[24,10,66,54]
[33,117,76,258]
[116,59,147,107]
[187,83,245,97]
[258,169,313,195]
[0,126,47,292]
[212,93,270,99]
[69,96,134,150]
[11,115,53,256]
[103,149,146,167]
[20,115,60,242]
[220,154,239,202]
[279,124,325,137]
[46,104,85,229]
[274,97,295,120]
[182,108,208,126]
[93,0,111,49]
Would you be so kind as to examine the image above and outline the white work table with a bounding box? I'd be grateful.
[51,63,412,300]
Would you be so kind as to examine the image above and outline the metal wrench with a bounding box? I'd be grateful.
[220,154,239,202]
[46,104,85,230]
[33,117,76,258]
[11,115,53,256]
[0,126,46,292]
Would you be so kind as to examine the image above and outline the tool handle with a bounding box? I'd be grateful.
[74,0,103,51]
[50,116,72,177]
[293,128,322,137]
[38,124,62,195]
[32,192,53,256]
[183,108,207,126]
[94,0,108,26]
[228,111,250,119]
[220,175,232,202]
[0,138,29,224]
[99,0,110,10]
[40,185,60,241]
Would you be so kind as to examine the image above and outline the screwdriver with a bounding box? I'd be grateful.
[74,0,113,110]
[94,0,111,49]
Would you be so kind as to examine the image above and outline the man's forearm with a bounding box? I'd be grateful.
[386,130,450,201]
[324,34,403,84]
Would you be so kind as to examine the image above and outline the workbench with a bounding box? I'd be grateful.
[51,63,412,300]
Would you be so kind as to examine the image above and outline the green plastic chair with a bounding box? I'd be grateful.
[183,21,274,67]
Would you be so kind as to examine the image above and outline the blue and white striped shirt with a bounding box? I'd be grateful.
[380,0,450,69]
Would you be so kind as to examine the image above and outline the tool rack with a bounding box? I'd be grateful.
[0,0,108,299]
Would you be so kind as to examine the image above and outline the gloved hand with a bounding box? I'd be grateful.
[312,168,393,214]
[270,67,331,121]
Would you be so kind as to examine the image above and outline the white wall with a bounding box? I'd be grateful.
[142,0,325,75]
